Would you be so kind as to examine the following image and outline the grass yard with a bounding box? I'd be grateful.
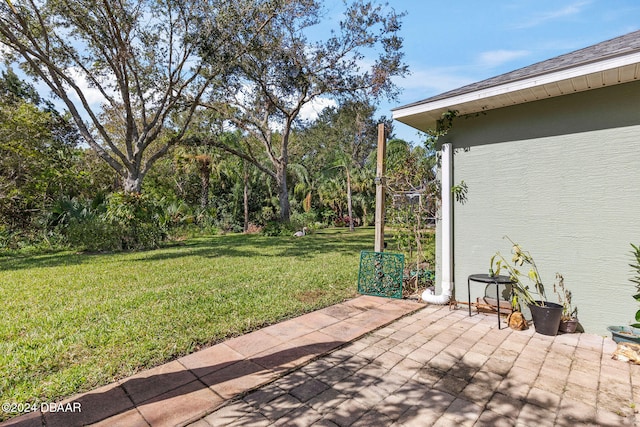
[0,227,377,419]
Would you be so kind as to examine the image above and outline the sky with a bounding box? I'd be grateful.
[369,0,640,144]
[5,1,640,147]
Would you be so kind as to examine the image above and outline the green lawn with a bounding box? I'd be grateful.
[0,227,376,418]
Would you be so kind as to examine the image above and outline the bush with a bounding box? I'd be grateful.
[334,216,351,227]
[261,221,296,237]
[290,211,317,231]
[65,216,123,252]
[104,192,166,250]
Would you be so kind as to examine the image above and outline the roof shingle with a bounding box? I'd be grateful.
[397,29,640,110]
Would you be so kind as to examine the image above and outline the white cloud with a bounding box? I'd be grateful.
[299,97,337,122]
[513,0,592,29]
[477,49,530,68]
[67,67,113,106]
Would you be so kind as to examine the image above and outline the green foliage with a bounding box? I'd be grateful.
[0,2,410,246]
[492,237,546,307]
[630,243,640,327]
[103,193,167,250]
[384,138,437,270]
[451,180,468,204]
[290,211,318,232]
[0,71,117,249]
[0,86,72,231]
[261,221,293,237]
[491,237,573,311]
[0,0,258,193]
[428,110,458,139]
[65,216,123,252]
[631,243,640,291]
[45,193,179,252]
[201,1,407,221]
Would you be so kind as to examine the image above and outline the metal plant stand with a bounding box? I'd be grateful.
[467,274,513,329]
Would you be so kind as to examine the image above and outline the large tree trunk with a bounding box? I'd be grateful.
[197,155,212,210]
[123,170,143,193]
[200,173,210,210]
[275,163,290,222]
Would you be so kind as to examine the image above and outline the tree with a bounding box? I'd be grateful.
[384,138,438,267]
[202,0,407,222]
[296,100,387,229]
[0,0,280,193]
[0,69,88,233]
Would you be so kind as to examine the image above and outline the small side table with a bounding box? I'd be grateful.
[467,274,514,329]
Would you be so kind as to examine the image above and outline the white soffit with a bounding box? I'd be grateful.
[393,51,640,132]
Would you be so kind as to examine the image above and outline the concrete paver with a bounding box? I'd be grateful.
[195,304,640,427]
[4,296,640,426]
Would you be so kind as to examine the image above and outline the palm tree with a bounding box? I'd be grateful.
[328,153,357,231]
[289,163,316,214]
[351,167,375,225]
[318,177,346,223]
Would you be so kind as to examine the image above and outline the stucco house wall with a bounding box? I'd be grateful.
[437,80,640,334]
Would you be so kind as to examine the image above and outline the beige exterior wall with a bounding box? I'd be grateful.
[436,80,640,334]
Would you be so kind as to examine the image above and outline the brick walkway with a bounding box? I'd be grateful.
[3,297,639,426]
[190,305,639,427]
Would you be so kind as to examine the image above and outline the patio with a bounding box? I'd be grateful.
[191,302,639,427]
[3,296,638,426]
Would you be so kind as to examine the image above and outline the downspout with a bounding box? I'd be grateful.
[422,142,453,304]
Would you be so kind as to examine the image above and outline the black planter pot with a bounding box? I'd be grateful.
[528,301,563,336]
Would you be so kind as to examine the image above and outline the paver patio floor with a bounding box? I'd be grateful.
[190,304,640,427]
[3,296,639,426]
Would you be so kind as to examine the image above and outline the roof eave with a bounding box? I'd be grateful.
[393,51,640,132]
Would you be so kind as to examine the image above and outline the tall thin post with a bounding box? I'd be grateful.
[374,123,386,252]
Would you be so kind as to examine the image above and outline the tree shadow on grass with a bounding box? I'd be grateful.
[0,251,89,272]
[0,229,375,272]
[135,230,375,263]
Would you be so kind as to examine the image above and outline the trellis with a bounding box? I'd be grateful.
[357,251,405,299]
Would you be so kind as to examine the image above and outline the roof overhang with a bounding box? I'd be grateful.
[392,51,640,132]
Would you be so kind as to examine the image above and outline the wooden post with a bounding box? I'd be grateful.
[374,123,386,252]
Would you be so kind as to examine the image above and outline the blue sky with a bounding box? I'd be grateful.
[7,1,640,148]
[377,0,640,144]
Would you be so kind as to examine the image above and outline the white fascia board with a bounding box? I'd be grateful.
[393,51,640,120]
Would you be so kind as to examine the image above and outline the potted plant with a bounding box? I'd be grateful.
[607,243,640,344]
[492,237,564,336]
[554,273,579,333]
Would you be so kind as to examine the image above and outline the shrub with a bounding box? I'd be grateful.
[65,216,123,252]
[261,221,296,237]
[103,192,166,250]
[290,211,317,231]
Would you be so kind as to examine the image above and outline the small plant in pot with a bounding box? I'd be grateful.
[607,243,640,344]
[492,237,564,336]
[554,273,579,333]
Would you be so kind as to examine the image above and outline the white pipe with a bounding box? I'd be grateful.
[422,142,453,304]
